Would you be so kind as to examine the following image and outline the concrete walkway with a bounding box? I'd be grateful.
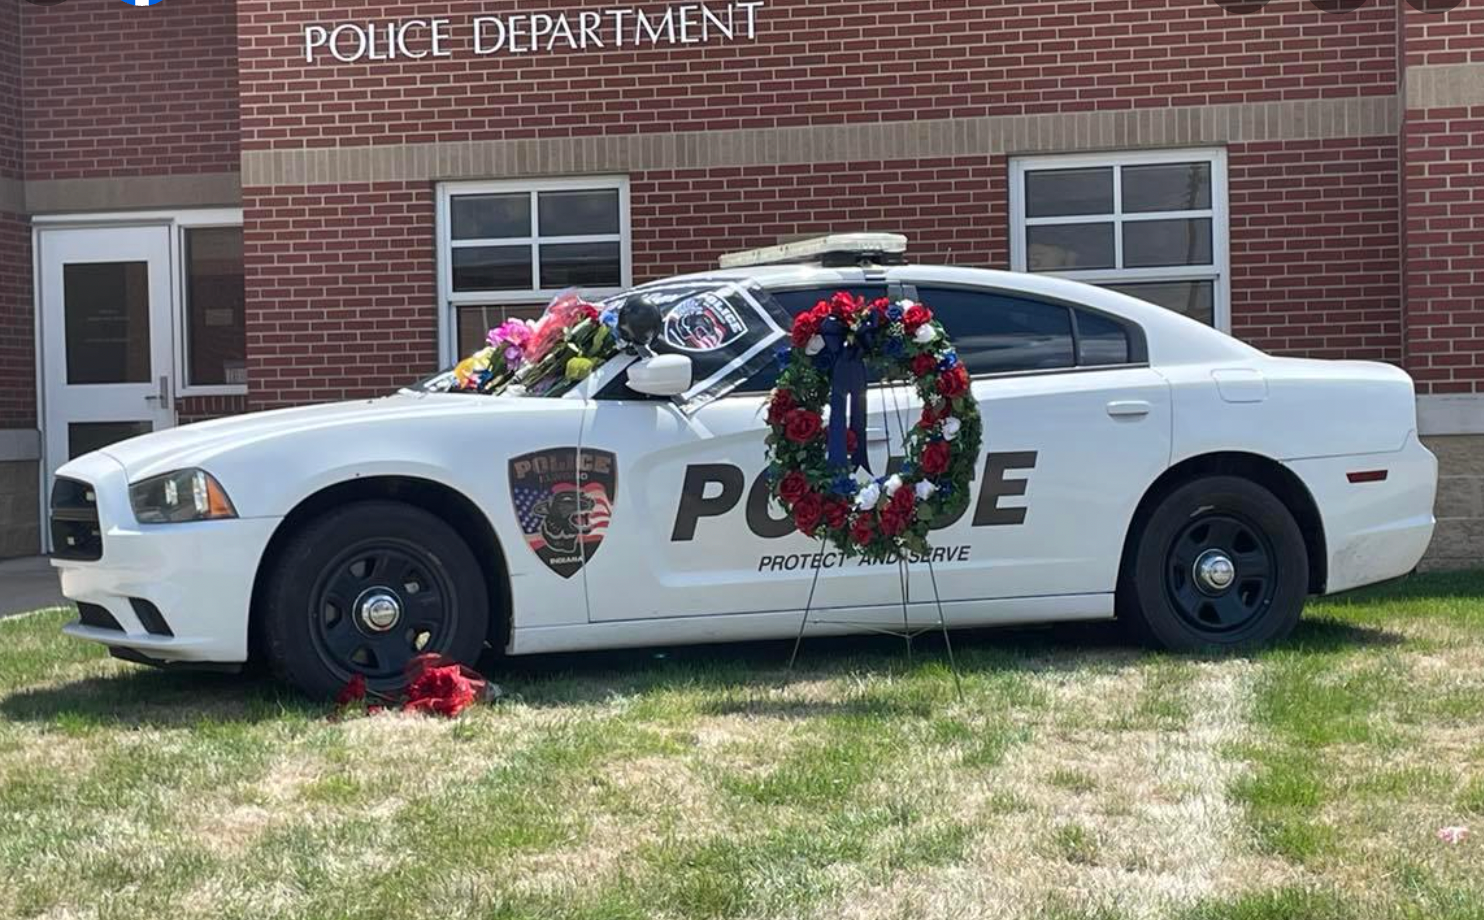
[0,556,68,618]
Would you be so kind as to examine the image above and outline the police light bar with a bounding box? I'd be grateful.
[718,233,909,270]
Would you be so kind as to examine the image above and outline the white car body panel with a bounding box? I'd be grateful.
[49,265,1437,667]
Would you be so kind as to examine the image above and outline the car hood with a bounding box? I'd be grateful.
[97,392,575,481]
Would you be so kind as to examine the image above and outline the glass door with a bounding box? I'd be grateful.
[39,225,175,485]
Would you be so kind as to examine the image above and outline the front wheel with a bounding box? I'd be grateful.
[1121,476,1308,651]
[262,501,489,698]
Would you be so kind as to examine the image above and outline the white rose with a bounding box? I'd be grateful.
[941,417,962,441]
[913,324,938,345]
[855,482,881,511]
[915,480,937,501]
[884,474,904,496]
[899,299,917,309]
[806,334,826,356]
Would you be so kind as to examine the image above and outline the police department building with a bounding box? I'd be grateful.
[1,0,1482,566]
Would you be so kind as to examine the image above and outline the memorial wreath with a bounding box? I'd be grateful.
[764,292,983,563]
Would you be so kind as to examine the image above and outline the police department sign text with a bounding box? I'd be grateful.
[304,2,765,63]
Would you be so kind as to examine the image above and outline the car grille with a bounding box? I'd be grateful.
[77,602,123,631]
[51,477,102,561]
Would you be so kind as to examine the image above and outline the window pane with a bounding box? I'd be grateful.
[538,189,621,236]
[451,193,530,240]
[69,421,152,460]
[1123,162,1212,213]
[1123,218,1213,268]
[539,242,622,288]
[456,304,544,356]
[1025,167,1114,218]
[1076,310,1131,366]
[1105,280,1215,325]
[452,245,533,292]
[184,228,246,387]
[917,287,1074,375]
[1026,223,1115,272]
[63,262,151,385]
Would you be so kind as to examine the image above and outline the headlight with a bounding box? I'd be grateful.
[129,469,238,524]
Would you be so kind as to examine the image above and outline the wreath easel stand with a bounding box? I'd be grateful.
[767,293,977,700]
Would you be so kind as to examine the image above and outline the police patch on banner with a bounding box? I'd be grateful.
[508,448,617,579]
[610,279,792,410]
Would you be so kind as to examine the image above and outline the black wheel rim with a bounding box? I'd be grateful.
[308,539,459,681]
[1164,511,1277,636]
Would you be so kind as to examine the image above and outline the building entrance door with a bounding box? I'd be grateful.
[38,225,176,488]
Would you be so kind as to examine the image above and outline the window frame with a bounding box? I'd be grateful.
[174,209,247,398]
[436,176,632,366]
[1009,148,1230,333]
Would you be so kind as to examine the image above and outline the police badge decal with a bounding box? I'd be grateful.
[509,448,618,578]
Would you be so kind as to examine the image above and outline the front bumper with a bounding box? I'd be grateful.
[1286,430,1438,595]
[51,451,281,664]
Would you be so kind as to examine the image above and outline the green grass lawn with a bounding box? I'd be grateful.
[2,573,1483,920]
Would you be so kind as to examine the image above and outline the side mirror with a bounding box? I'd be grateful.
[626,354,693,398]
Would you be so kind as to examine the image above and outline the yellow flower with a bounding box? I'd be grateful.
[565,356,596,381]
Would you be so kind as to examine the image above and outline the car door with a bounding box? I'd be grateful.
[579,279,917,623]
[884,278,1174,604]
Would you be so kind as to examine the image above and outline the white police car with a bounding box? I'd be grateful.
[50,235,1437,696]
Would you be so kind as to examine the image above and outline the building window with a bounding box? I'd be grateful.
[1010,150,1228,330]
[437,177,631,362]
[182,226,247,388]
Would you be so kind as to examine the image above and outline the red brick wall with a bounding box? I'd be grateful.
[0,211,33,429]
[1229,136,1402,362]
[244,183,437,409]
[1405,2,1484,66]
[0,0,21,179]
[178,395,249,425]
[237,0,1396,151]
[21,0,238,180]
[1403,106,1484,395]
[632,157,1007,278]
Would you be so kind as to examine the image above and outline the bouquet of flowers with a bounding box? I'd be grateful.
[454,292,622,397]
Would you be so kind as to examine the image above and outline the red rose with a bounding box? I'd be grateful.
[403,664,477,718]
[920,403,944,430]
[791,312,820,348]
[890,487,916,515]
[581,303,601,323]
[911,353,938,378]
[778,470,809,504]
[870,297,892,318]
[767,389,796,426]
[921,440,952,476]
[793,492,825,535]
[850,514,876,546]
[831,291,864,319]
[824,500,850,530]
[938,364,970,399]
[335,673,367,707]
[784,409,824,444]
[903,303,933,331]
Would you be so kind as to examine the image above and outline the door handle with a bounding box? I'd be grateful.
[144,375,171,410]
[1106,400,1150,419]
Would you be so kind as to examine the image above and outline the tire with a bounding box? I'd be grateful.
[262,500,489,699]
[1120,475,1308,652]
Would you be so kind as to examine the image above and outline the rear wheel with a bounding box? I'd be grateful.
[263,501,489,698]
[1121,476,1308,651]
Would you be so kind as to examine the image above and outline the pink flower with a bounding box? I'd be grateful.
[488,319,533,349]
[1438,826,1470,845]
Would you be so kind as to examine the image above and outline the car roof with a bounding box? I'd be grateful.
[648,263,1260,367]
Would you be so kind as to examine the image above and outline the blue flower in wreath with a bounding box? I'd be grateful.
[900,462,916,476]
[832,475,857,496]
[939,352,960,371]
[886,303,905,323]
[938,482,954,499]
[883,336,905,359]
[774,345,792,369]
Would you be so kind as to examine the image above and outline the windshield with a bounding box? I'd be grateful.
[410,280,793,406]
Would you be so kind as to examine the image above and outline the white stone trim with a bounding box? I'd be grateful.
[1418,395,1484,437]
[0,429,40,463]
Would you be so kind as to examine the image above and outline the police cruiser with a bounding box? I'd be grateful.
[50,234,1438,696]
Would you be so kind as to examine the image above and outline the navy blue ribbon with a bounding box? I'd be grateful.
[819,313,875,472]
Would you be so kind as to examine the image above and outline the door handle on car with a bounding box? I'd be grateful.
[1106,400,1150,419]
